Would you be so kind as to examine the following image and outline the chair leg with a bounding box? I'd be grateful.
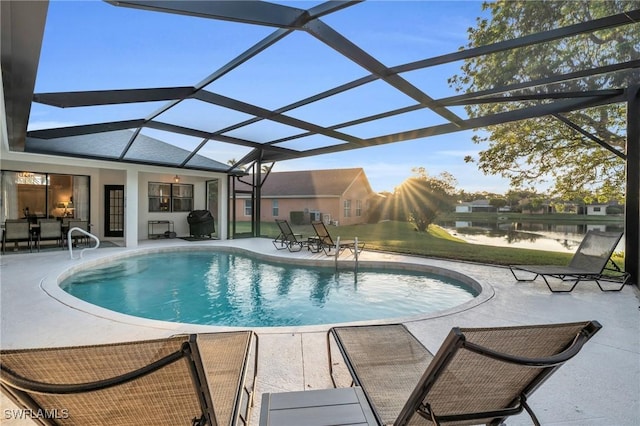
[541,275,580,293]
[509,267,538,282]
[287,242,302,252]
[521,397,541,426]
[273,239,287,250]
[594,274,629,292]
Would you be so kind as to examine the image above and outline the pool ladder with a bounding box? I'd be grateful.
[334,236,360,274]
[67,227,100,259]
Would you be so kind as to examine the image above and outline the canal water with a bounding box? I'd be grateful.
[438,219,625,253]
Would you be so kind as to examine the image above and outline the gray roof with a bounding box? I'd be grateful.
[237,168,373,197]
[26,130,231,171]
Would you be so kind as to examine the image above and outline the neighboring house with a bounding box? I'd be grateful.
[519,199,555,214]
[586,204,609,216]
[521,204,556,214]
[553,202,579,214]
[455,199,496,213]
[233,168,377,226]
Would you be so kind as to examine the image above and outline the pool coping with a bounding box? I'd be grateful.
[40,243,495,335]
[3,237,639,426]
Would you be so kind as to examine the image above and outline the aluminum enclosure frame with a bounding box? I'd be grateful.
[1,0,638,285]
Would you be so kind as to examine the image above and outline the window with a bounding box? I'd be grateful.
[244,199,253,217]
[593,207,601,212]
[148,182,193,212]
[343,199,351,217]
[272,199,279,217]
[0,171,90,222]
[172,184,193,212]
[355,200,362,217]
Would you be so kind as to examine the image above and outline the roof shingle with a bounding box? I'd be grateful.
[237,168,371,197]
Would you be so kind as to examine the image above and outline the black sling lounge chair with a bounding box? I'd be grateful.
[1,331,258,425]
[311,221,364,256]
[328,321,601,426]
[272,219,306,252]
[510,230,629,292]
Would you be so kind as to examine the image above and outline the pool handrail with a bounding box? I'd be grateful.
[67,227,100,259]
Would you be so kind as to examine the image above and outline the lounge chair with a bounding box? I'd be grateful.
[328,321,601,426]
[1,331,258,425]
[311,221,364,256]
[510,230,629,292]
[272,219,306,252]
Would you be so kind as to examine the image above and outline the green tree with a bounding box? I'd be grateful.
[489,197,507,209]
[451,0,639,202]
[392,167,458,232]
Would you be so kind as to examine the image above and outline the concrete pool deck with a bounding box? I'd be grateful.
[1,238,638,425]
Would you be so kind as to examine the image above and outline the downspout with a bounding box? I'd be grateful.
[255,156,262,237]
[625,85,639,286]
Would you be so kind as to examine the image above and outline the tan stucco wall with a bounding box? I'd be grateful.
[234,173,375,225]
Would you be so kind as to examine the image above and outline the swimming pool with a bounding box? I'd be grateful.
[60,250,480,327]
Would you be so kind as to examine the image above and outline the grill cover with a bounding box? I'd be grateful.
[187,210,215,237]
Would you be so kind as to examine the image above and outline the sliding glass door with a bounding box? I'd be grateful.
[0,171,90,223]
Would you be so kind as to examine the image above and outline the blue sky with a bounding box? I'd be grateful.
[29,0,516,193]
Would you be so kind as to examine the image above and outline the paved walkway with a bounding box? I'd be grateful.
[1,238,638,425]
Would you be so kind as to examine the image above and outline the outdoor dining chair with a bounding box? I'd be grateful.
[1,220,33,253]
[67,219,90,247]
[37,218,63,251]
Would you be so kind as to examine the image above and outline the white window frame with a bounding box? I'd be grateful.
[343,199,351,218]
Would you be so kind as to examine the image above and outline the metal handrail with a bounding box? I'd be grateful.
[334,236,360,274]
[67,227,100,259]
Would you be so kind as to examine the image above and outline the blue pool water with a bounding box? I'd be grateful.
[61,251,479,327]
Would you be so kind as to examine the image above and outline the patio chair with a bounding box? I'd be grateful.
[37,219,63,251]
[67,219,90,247]
[328,321,601,426]
[1,331,258,426]
[1,220,33,253]
[273,219,306,252]
[510,230,629,292]
[311,221,365,256]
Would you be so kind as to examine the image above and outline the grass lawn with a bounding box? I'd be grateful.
[241,220,581,266]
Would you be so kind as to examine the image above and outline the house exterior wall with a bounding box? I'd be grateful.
[1,157,104,237]
[339,173,373,226]
[235,197,341,223]
[138,172,212,239]
[586,205,608,215]
[135,172,228,240]
[233,172,375,226]
[1,153,228,244]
